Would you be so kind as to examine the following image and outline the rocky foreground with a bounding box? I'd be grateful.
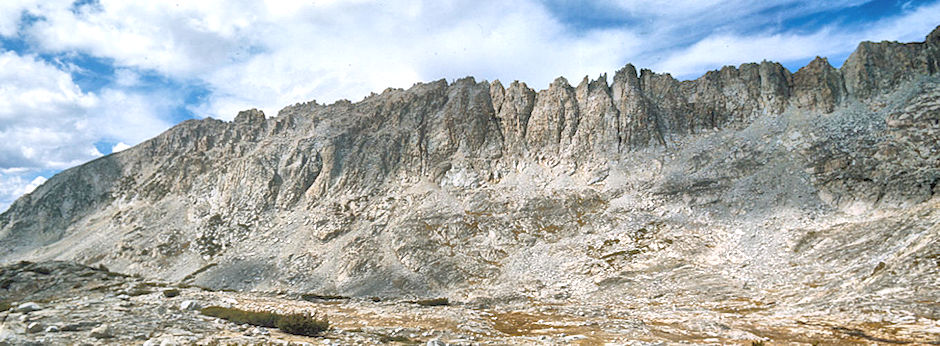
[1,261,938,345]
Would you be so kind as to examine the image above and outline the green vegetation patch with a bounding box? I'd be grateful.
[201,306,280,328]
[200,306,329,336]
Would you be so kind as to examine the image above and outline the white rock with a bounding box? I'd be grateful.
[90,323,113,339]
[145,338,179,346]
[180,300,201,311]
[15,302,41,313]
[563,334,587,342]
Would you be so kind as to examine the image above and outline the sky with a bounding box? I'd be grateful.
[0,0,938,212]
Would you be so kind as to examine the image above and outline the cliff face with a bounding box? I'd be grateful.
[1,27,938,313]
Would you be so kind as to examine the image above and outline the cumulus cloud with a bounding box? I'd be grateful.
[0,51,172,211]
[7,0,646,119]
[23,1,257,76]
[0,172,47,212]
[197,1,642,118]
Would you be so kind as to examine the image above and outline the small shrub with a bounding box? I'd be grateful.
[162,288,180,298]
[276,313,329,336]
[300,293,349,301]
[410,298,449,307]
[0,300,11,311]
[200,306,279,328]
[380,335,416,343]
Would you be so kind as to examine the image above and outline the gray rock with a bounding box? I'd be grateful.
[25,322,44,333]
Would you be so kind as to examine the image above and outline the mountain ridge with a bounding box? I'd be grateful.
[0,27,938,312]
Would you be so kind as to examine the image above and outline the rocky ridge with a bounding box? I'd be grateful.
[0,26,939,343]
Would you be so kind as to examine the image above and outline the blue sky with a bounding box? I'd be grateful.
[0,0,938,211]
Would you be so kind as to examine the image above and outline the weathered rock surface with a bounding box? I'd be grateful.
[1,260,937,345]
[0,25,939,344]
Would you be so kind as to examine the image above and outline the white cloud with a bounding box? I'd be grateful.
[113,68,140,86]
[111,142,131,153]
[652,1,940,78]
[605,0,868,18]
[854,1,940,43]
[0,173,46,212]
[15,0,935,121]
[0,51,173,212]
[0,0,68,36]
[196,1,641,119]
[11,0,937,120]
[0,51,97,169]
[22,175,46,193]
[655,30,841,77]
[15,0,648,120]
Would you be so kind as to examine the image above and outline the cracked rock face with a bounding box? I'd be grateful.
[0,26,939,331]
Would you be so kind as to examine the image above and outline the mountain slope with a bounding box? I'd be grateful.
[1,27,938,318]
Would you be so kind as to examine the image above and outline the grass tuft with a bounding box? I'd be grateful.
[201,306,280,328]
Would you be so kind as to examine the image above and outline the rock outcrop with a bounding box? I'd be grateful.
[0,26,938,320]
